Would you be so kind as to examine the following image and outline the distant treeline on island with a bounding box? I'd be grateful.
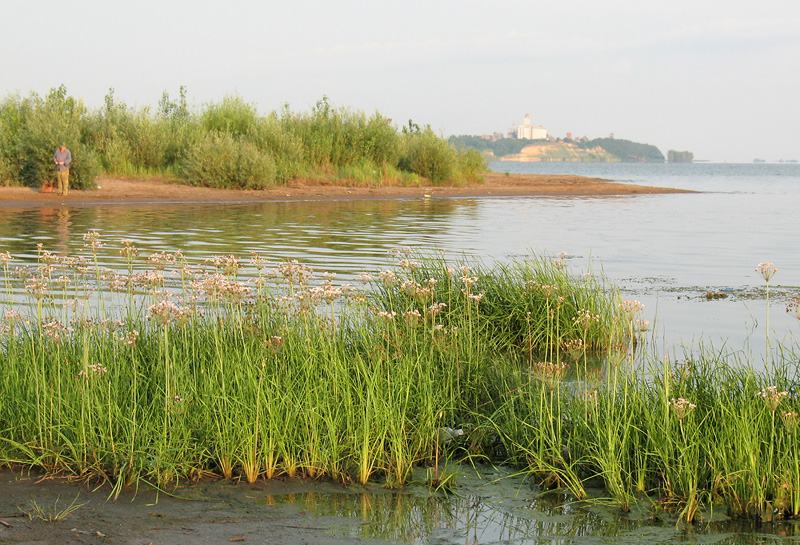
[450,135,693,164]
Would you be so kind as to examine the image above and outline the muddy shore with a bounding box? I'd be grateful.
[0,469,396,545]
[0,173,691,207]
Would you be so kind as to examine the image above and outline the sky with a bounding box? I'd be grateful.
[1,0,798,163]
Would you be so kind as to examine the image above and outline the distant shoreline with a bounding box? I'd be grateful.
[0,173,693,207]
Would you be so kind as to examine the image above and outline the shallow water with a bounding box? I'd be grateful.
[268,465,800,544]
[4,466,799,545]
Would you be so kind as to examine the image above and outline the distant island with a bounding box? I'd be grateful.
[667,150,694,163]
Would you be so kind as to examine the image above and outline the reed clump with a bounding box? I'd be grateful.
[0,240,618,488]
[489,338,800,523]
[1,239,799,523]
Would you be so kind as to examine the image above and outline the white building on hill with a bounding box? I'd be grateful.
[517,114,547,140]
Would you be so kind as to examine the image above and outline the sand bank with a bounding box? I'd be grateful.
[0,173,691,207]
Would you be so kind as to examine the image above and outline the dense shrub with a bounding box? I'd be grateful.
[400,127,457,184]
[0,154,12,186]
[250,115,306,183]
[456,148,487,184]
[202,95,258,137]
[0,86,488,189]
[15,87,86,186]
[68,143,102,190]
[361,112,401,170]
[181,131,277,189]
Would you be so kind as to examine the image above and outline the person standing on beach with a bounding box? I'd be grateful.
[53,144,71,196]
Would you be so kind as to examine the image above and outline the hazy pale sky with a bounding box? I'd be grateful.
[2,0,798,162]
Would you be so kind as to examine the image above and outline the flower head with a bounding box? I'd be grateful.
[119,239,139,259]
[669,397,697,420]
[757,386,788,411]
[530,361,568,390]
[77,363,108,380]
[563,338,586,362]
[403,309,421,328]
[573,308,600,330]
[81,231,104,253]
[376,310,396,323]
[756,262,778,282]
[377,269,397,287]
[786,298,800,320]
[619,300,644,320]
[781,411,799,434]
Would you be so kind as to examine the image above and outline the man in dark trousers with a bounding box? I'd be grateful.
[53,144,72,196]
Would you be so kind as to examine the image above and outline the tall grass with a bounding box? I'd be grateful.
[0,87,484,189]
[0,241,617,486]
[1,240,798,523]
[490,341,800,522]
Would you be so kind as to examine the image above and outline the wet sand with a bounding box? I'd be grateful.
[0,173,691,207]
[0,469,389,545]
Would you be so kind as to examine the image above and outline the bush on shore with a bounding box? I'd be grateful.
[0,87,484,189]
[181,131,278,189]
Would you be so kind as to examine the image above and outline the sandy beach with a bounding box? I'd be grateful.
[0,172,690,206]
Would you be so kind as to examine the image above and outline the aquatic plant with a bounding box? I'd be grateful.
[756,261,778,365]
[1,236,799,523]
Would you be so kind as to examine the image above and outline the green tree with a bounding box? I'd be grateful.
[668,150,694,163]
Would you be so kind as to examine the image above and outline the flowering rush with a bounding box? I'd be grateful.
[669,397,697,420]
[755,262,778,282]
[786,298,800,320]
[619,300,644,320]
[530,361,568,389]
[757,386,788,411]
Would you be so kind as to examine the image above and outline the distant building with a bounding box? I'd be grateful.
[517,114,547,140]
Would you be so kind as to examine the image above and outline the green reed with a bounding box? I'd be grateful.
[490,342,800,522]
[1,239,798,523]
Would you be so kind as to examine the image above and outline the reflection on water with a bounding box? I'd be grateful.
[3,176,800,358]
[0,198,483,275]
[260,467,800,544]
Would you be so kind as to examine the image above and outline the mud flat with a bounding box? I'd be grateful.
[0,469,391,545]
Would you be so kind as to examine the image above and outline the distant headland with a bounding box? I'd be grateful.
[450,114,693,163]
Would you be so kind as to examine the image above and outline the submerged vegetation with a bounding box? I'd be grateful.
[1,238,799,524]
[0,86,486,190]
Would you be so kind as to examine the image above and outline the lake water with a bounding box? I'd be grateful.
[3,162,800,543]
[3,161,800,360]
